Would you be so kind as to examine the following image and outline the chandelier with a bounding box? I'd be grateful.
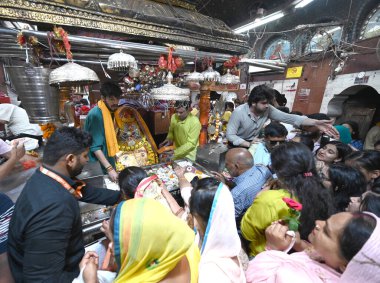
[49,62,99,86]
[107,50,137,71]
[220,69,240,85]
[202,66,220,82]
[151,72,190,101]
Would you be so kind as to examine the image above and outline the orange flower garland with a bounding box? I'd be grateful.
[209,113,222,142]
[40,123,56,140]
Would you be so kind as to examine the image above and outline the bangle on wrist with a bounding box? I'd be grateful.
[106,165,113,172]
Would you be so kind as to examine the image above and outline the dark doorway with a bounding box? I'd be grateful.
[330,86,380,140]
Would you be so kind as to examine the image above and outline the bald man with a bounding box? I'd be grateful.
[213,148,272,223]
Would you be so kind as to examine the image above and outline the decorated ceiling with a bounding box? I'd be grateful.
[0,0,249,54]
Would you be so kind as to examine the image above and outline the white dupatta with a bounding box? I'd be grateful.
[199,183,246,283]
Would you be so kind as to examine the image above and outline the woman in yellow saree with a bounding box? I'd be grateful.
[112,198,200,282]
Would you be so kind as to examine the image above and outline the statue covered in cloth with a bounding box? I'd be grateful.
[114,106,158,170]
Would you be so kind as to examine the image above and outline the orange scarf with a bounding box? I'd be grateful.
[98,100,118,157]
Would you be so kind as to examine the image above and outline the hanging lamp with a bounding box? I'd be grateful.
[107,50,136,71]
[220,69,240,85]
[49,62,99,86]
[185,56,204,91]
[185,57,204,82]
[185,71,204,82]
[202,66,221,82]
[151,72,190,101]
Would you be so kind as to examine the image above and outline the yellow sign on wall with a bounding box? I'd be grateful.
[286,66,303,78]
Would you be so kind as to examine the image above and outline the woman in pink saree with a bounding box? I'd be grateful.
[245,212,380,283]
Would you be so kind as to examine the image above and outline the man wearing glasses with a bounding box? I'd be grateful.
[252,122,288,167]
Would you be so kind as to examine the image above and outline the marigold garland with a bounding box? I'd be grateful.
[209,113,222,142]
[40,123,56,140]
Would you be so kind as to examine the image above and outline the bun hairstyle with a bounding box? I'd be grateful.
[118,166,148,199]
[189,177,220,229]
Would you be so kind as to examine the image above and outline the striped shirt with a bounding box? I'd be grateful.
[232,165,272,220]
[0,193,14,254]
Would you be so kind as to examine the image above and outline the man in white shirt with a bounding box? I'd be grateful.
[0,103,42,145]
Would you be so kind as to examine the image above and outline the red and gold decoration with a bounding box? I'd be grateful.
[52,26,73,60]
[16,32,43,64]
[222,55,240,80]
[47,26,99,86]
[157,47,184,73]
[16,31,26,47]
[223,55,240,69]
[120,65,165,96]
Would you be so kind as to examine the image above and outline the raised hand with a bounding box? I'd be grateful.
[265,222,294,251]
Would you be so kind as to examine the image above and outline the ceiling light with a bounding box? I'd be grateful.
[248,66,271,73]
[313,26,342,39]
[295,0,314,9]
[13,22,33,30]
[3,21,16,29]
[234,12,285,34]
[326,27,342,34]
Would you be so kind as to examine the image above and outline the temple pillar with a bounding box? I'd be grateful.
[199,81,212,145]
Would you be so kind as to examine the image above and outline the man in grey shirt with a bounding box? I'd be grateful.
[227,85,338,148]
